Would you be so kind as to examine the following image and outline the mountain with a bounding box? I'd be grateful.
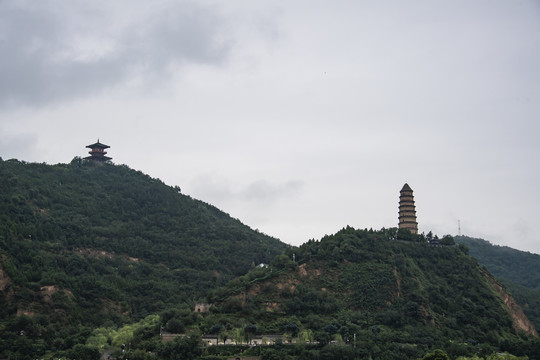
[204,227,539,359]
[0,158,286,357]
[454,236,540,291]
[3,157,540,359]
[455,235,540,333]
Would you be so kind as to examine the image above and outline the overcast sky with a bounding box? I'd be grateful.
[1,0,539,254]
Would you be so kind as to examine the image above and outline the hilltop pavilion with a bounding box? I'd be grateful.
[84,140,112,162]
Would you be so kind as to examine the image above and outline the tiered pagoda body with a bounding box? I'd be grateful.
[398,183,418,234]
[84,140,112,162]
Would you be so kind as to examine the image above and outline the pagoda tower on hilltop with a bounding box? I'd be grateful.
[398,183,418,234]
[84,140,112,162]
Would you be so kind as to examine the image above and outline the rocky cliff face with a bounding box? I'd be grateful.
[483,269,538,337]
[0,261,13,298]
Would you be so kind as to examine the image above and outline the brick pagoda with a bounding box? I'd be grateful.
[398,183,418,234]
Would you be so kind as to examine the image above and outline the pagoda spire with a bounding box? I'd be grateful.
[398,183,418,234]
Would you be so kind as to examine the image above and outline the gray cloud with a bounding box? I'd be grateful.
[0,1,230,107]
[190,175,304,206]
[240,180,304,202]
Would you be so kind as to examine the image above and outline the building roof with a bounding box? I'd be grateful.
[86,140,110,149]
[400,183,413,192]
[84,155,112,161]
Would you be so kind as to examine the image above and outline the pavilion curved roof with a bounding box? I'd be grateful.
[86,140,110,149]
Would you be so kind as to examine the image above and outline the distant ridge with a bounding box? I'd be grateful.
[455,235,540,332]
[455,236,540,290]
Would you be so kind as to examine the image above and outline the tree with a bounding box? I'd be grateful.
[314,331,332,346]
[218,330,229,345]
[422,349,450,360]
[208,324,223,335]
[284,323,299,338]
[67,344,101,360]
[441,235,455,246]
[397,228,414,241]
[244,324,257,344]
[457,243,469,254]
[298,329,314,344]
[323,324,338,335]
[230,328,244,345]
[272,254,292,269]
[157,335,201,360]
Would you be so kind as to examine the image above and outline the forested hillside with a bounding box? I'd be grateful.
[3,158,540,360]
[0,158,286,358]
[202,227,540,359]
[455,236,540,333]
[454,236,540,291]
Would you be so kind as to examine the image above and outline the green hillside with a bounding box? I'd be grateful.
[202,227,540,359]
[455,236,540,333]
[0,158,286,358]
[2,158,540,360]
[454,236,540,291]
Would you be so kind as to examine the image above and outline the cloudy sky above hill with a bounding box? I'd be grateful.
[1,0,539,253]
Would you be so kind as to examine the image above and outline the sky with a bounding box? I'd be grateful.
[1,0,540,254]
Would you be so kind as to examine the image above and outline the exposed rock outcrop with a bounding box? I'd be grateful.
[0,259,14,299]
[483,269,538,337]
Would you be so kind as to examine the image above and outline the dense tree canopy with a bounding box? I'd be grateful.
[455,236,540,330]
[205,227,540,359]
[0,158,286,359]
[1,159,539,359]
